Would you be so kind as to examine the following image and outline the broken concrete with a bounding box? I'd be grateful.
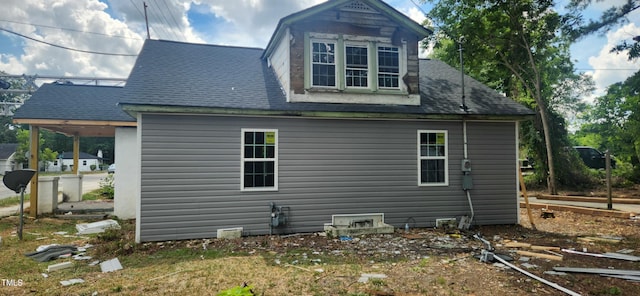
[60,278,84,286]
[217,227,243,239]
[100,258,123,273]
[48,261,73,272]
[76,219,120,235]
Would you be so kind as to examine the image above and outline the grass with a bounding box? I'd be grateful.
[0,195,22,207]
[0,217,489,296]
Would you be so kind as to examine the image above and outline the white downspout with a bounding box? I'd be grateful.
[459,37,475,226]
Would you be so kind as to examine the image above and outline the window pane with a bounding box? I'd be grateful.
[244,132,254,144]
[244,146,253,159]
[265,174,275,186]
[255,132,264,144]
[266,146,275,158]
[255,146,264,158]
[421,159,445,183]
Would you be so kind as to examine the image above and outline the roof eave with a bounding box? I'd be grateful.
[120,104,534,121]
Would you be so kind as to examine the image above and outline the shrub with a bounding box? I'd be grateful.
[90,164,97,171]
[99,174,115,199]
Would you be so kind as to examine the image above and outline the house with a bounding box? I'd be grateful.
[46,151,101,172]
[0,143,19,173]
[118,0,534,242]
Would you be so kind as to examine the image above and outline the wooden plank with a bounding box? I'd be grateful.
[538,194,640,205]
[520,202,632,219]
[519,167,536,229]
[516,250,563,261]
[531,245,561,251]
[504,242,532,248]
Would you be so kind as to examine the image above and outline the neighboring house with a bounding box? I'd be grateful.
[0,143,19,173]
[119,0,534,242]
[46,151,101,172]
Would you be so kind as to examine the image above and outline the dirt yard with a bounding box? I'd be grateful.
[0,207,638,296]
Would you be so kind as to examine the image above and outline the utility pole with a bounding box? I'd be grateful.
[144,2,151,39]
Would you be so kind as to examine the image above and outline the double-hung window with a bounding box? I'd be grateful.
[242,129,278,191]
[418,130,448,186]
[378,46,399,88]
[345,45,368,87]
[311,41,336,87]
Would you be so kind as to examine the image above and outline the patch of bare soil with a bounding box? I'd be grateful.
[115,208,639,296]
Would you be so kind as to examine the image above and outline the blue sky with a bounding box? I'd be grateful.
[0,0,638,102]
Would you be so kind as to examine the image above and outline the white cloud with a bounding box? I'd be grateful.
[585,23,640,101]
[0,0,144,79]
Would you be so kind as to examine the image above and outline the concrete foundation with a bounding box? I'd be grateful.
[217,227,243,239]
[37,177,59,215]
[61,174,83,202]
[324,213,394,237]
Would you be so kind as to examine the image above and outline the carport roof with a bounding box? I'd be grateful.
[13,83,136,137]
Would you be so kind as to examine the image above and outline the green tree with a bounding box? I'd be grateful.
[563,0,639,60]
[41,148,58,172]
[424,0,593,193]
[574,70,640,180]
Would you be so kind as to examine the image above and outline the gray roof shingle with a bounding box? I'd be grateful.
[0,143,18,159]
[120,39,534,117]
[13,84,135,122]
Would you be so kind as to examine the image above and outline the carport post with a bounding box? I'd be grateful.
[73,134,80,174]
[28,125,39,218]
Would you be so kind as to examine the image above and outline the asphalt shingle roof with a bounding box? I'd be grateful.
[122,40,533,117]
[0,143,18,159]
[13,83,135,122]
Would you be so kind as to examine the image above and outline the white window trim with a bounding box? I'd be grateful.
[241,128,279,192]
[377,45,402,90]
[417,130,449,187]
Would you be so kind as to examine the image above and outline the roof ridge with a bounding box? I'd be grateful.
[149,39,264,51]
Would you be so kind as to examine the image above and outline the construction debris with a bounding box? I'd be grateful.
[562,248,640,261]
[26,245,78,262]
[47,261,73,272]
[76,219,120,235]
[60,279,84,286]
[358,273,387,283]
[100,258,123,273]
[516,250,563,261]
[577,236,623,244]
[553,267,640,276]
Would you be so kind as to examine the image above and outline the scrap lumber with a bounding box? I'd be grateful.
[577,236,622,244]
[562,249,640,261]
[503,242,560,251]
[553,267,640,276]
[516,250,563,261]
[520,203,632,218]
[47,261,73,272]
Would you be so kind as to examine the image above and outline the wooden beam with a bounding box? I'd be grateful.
[13,118,136,127]
[519,202,632,219]
[73,135,79,174]
[29,125,39,218]
[516,250,563,261]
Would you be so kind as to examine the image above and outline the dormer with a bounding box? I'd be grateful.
[262,0,432,106]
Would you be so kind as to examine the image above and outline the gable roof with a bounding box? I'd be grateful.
[262,0,433,59]
[13,83,136,136]
[0,143,18,159]
[120,39,533,119]
[59,151,101,160]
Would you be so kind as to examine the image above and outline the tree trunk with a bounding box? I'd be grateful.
[538,102,557,195]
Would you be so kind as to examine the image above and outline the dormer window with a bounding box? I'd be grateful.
[307,33,405,93]
[378,46,399,88]
[312,41,336,87]
[345,44,368,87]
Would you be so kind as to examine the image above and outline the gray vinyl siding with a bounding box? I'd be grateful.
[138,114,518,242]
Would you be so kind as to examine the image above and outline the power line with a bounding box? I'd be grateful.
[159,0,186,41]
[151,0,180,41]
[0,27,138,57]
[0,19,143,40]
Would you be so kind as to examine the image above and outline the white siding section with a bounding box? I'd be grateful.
[114,127,139,220]
[268,28,291,102]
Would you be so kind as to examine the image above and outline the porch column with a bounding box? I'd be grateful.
[73,134,79,174]
[29,125,39,218]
